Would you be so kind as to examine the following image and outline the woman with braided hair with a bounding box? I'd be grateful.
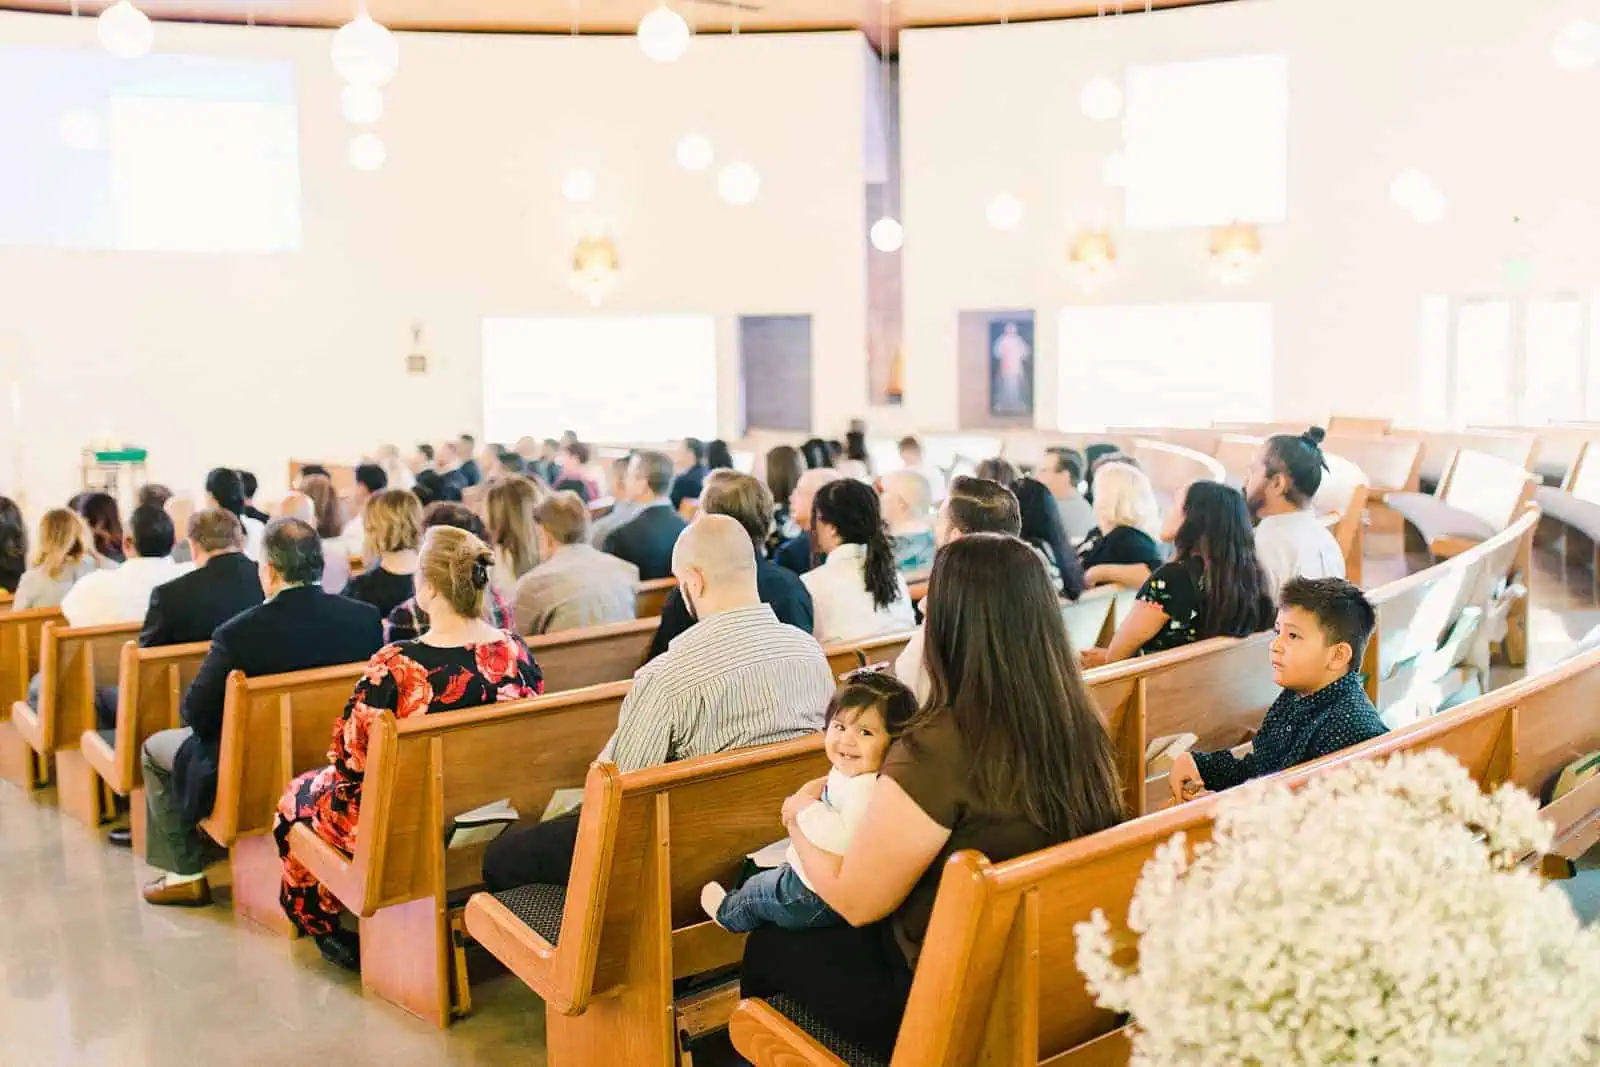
[273,524,543,969]
[803,478,915,643]
[1243,425,1346,596]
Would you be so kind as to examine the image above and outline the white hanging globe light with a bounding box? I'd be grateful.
[348,132,387,171]
[340,84,385,124]
[59,109,101,151]
[331,13,400,88]
[869,216,904,253]
[1552,19,1600,71]
[1101,151,1131,188]
[98,1,154,59]
[986,192,1024,231]
[676,132,714,172]
[1080,77,1124,121]
[637,5,691,63]
[717,162,761,205]
[562,168,598,203]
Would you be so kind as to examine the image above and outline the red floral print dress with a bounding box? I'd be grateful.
[274,632,543,937]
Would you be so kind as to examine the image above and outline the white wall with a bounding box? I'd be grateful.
[0,13,867,509]
[898,0,1600,433]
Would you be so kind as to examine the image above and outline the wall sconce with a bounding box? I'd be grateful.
[1068,228,1117,291]
[570,232,620,306]
[1208,221,1261,284]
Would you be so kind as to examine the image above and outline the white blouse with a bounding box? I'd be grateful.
[802,542,917,644]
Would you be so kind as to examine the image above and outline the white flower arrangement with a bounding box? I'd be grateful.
[1075,750,1600,1065]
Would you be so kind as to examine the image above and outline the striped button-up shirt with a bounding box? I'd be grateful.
[606,603,834,772]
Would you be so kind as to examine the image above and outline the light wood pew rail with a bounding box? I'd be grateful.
[1532,439,1600,581]
[0,620,138,826]
[1327,414,1392,436]
[198,661,368,936]
[463,735,832,1064]
[730,641,1600,1067]
[0,605,61,716]
[1472,422,1600,484]
[527,617,658,693]
[824,631,916,680]
[0,589,10,613]
[288,460,358,496]
[1363,505,1538,721]
[286,679,629,1027]
[1102,427,1221,456]
[1390,429,1538,489]
[1063,585,1126,652]
[80,640,210,853]
[1131,439,1227,503]
[1209,433,1260,487]
[635,577,678,619]
[1385,449,1537,561]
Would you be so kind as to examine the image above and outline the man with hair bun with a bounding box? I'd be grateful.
[1243,426,1345,596]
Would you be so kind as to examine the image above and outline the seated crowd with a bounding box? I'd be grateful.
[0,423,1386,1060]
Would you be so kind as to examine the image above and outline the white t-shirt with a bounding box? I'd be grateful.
[60,556,193,628]
[895,625,929,704]
[786,768,878,890]
[241,515,266,561]
[1255,509,1345,597]
[802,543,917,644]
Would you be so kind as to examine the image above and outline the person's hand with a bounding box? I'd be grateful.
[1084,564,1109,587]
[782,779,825,829]
[1168,752,1206,804]
[1080,647,1111,669]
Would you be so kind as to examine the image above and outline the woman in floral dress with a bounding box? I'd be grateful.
[274,525,543,968]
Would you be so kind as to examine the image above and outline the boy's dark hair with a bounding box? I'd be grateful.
[1280,576,1376,667]
[827,670,917,736]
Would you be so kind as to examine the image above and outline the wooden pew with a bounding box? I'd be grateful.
[635,576,677,618]
[1363,505,1538,725]
[285,680,628,1027]
[1063,585,1125,651]
[1384,449,1536,560]
[463,735,831,1060]
[79,640,210,854]
[288,460,358,497]
[1532,439,1600,581]
[825,632,916,679]
[1327,414,1392,436]
[527,618,656,693]
[0,605,60,718]
[0,589,10,613]
[1390,429,1538,492]
[1209,433,1259,488]
[1321,433,1423,534]
[198,662,367,935]
[1131,440,1226,505]
[1103,427,1221,456]
[0,621,138,825]
[1472,422,1600,485]
[729,641,1600,1067]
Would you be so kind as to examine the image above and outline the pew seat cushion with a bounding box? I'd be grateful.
[767,994,887,1067]
[491,884,567,945]
[1385,492,1496,547]
[1535,485,1600,541]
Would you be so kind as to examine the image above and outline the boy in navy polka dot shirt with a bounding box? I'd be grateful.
[1170,577,1387,801]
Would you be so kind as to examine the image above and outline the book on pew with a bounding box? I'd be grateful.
[541,787,585,823]
[445,799,519,849]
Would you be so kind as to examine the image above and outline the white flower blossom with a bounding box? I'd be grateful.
[1074,750,1600,1065]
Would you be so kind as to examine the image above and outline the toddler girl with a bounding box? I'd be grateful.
[701,670,916,931]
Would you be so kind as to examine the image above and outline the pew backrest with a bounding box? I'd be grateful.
[1327,415,1392,436]
[199,661,367,846]
[1320,433,1423,496]
[1104,427,1221,456]
[526,617,656,693]
[1563,440,1600,507]
[0,606,62,710]
[87,639,210,794]
[1395,430,1537,487]
[1132,440,1227,503]
[22,620,139,752]
[824,631,916,679]
[1437,449,1537,532]
[1472,423,1600,484]
[1209,434,1260,487]
[635,577,677,619]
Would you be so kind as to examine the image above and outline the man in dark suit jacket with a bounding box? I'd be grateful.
[457,433,481,487]
[647,471,813,659]
[139,509,265,648]
[603,450,688,581]
[140,518,382,908]
[669,437,708,510]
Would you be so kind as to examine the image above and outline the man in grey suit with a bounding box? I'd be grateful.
[515,492,640,634]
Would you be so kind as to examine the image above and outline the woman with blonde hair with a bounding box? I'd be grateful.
[340,489,424,618]
[482,474,545,598]
[1079,461,1165,589]
[275,523,544,969]
[14,509,102,610]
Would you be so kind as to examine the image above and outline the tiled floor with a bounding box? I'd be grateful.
[2,536,1597,1066]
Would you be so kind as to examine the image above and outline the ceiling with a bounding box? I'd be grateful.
[0,0,1232,50]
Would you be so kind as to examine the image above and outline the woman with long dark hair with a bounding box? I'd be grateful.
[1082,480,1275,667]
[739,533,1124,1059]
[75,491,125,564]
[1013,476,1086,600]
[802,478,914,642]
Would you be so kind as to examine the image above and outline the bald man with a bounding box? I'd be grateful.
[483,514,834,892]
[775,467,844,575]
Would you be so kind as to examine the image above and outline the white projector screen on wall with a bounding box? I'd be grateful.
[0,45,299,252]
[482,315,719,445]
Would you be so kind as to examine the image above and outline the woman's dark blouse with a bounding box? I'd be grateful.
[1078,524,1163,572]
[1136,556,1274,656]
[342,566,416,620]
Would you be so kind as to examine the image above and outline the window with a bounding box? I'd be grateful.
[1056,303,1274,430]
[1417,294,1596,427]
[481,315,718,444]
[1121,54,1288,230]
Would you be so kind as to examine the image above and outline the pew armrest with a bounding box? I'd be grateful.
[285,823,369,916]
[10,700,43,752]
[462,890,574,1013]
[79,729,124,794]
[729,998,852,1067]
